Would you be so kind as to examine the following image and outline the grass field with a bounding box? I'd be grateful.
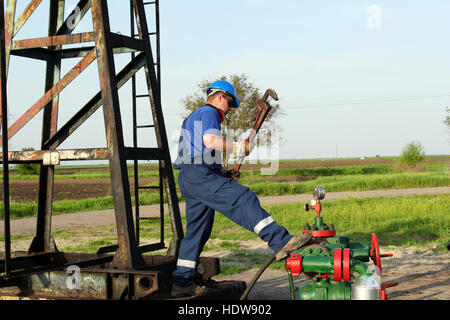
[34,193,447,275]
[1,156,448,219]
[131,193,449,249]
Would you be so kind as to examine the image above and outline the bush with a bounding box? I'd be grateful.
[15,147,40,175]
[400,141,425,168]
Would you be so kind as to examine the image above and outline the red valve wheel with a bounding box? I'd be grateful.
[342,248,351,282]
[370,233,382,272]
[286,254,303,277]
[303,229,337,238]
[333,248,342,282]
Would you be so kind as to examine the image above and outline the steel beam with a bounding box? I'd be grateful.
[92,0,145,269]
[12,0,43,37]
[29,0,66,254]
[43,53,147,150]
[3,0,17,77]
[12,32,95,50]
[1,0,11,279]
[0,148,108,163]
[0,147,165,163]
[109,33,144,51]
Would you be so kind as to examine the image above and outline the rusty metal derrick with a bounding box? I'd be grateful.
[0,0,243,300]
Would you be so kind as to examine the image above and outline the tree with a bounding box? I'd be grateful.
[15,147,40,175]
[400,141,425,168]
[180,74,285,155]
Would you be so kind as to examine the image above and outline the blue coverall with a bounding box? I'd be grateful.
[172,105,292,287]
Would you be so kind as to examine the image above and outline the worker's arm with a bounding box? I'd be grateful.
[203,134,233,152]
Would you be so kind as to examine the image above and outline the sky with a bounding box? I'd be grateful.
[4,0,450,163]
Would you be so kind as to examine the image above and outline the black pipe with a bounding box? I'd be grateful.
[240,254,276,300]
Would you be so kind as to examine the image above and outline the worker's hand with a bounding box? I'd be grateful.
[220,168,241,181]
[229,139,255,160]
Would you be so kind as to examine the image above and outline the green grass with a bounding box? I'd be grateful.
[247,172,450,196]
[241,164,395,178]
[136,194,450,250]
[1,157,448,220]
[268,194,450,248]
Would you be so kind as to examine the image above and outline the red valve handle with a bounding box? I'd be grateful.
[311,200,322,217]
[342,248,351,282]
[370,233,395,273]
[370,233,382,271]
[333,248,342,282]
[305,200,322,217]
[286,254,303,277]
[380,282,399,300]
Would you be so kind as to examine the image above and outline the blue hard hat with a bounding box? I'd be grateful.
[206,80,240,108]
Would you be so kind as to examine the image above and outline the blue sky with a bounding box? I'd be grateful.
[5,0,450,161]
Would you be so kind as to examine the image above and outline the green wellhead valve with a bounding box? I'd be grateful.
[285,186,398,300]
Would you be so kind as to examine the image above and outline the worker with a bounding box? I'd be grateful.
[171,80,312,298]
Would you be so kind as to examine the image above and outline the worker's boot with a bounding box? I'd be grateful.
[275,233,313,261]
[171,283,208,298]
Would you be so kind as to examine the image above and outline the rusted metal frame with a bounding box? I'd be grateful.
[8,0,91,61]
[0,254,115,282]
[4,0,90,254]
[29,0,66,255]
[97,242,165,255]
[11,39,140,61]
[133,0,184,257]
[0,49,96,147]
[1,0,11,279]
[23,35,142,59]
[0,148,109,164]
[91,0,145,269]
[154,0,161,97]
[0,265,161,300]
[109,32,144,52]
[3,0,17,77]
[12,0,43,37]
[43,52,147,150]
[0,251,113,278]
[0,252,65,280]
[9,47,54,61]
[124,147,163,160]
[12,32,95,50]
[9,46,136,61]
[154,0,164,247]
[59,46,137,59]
